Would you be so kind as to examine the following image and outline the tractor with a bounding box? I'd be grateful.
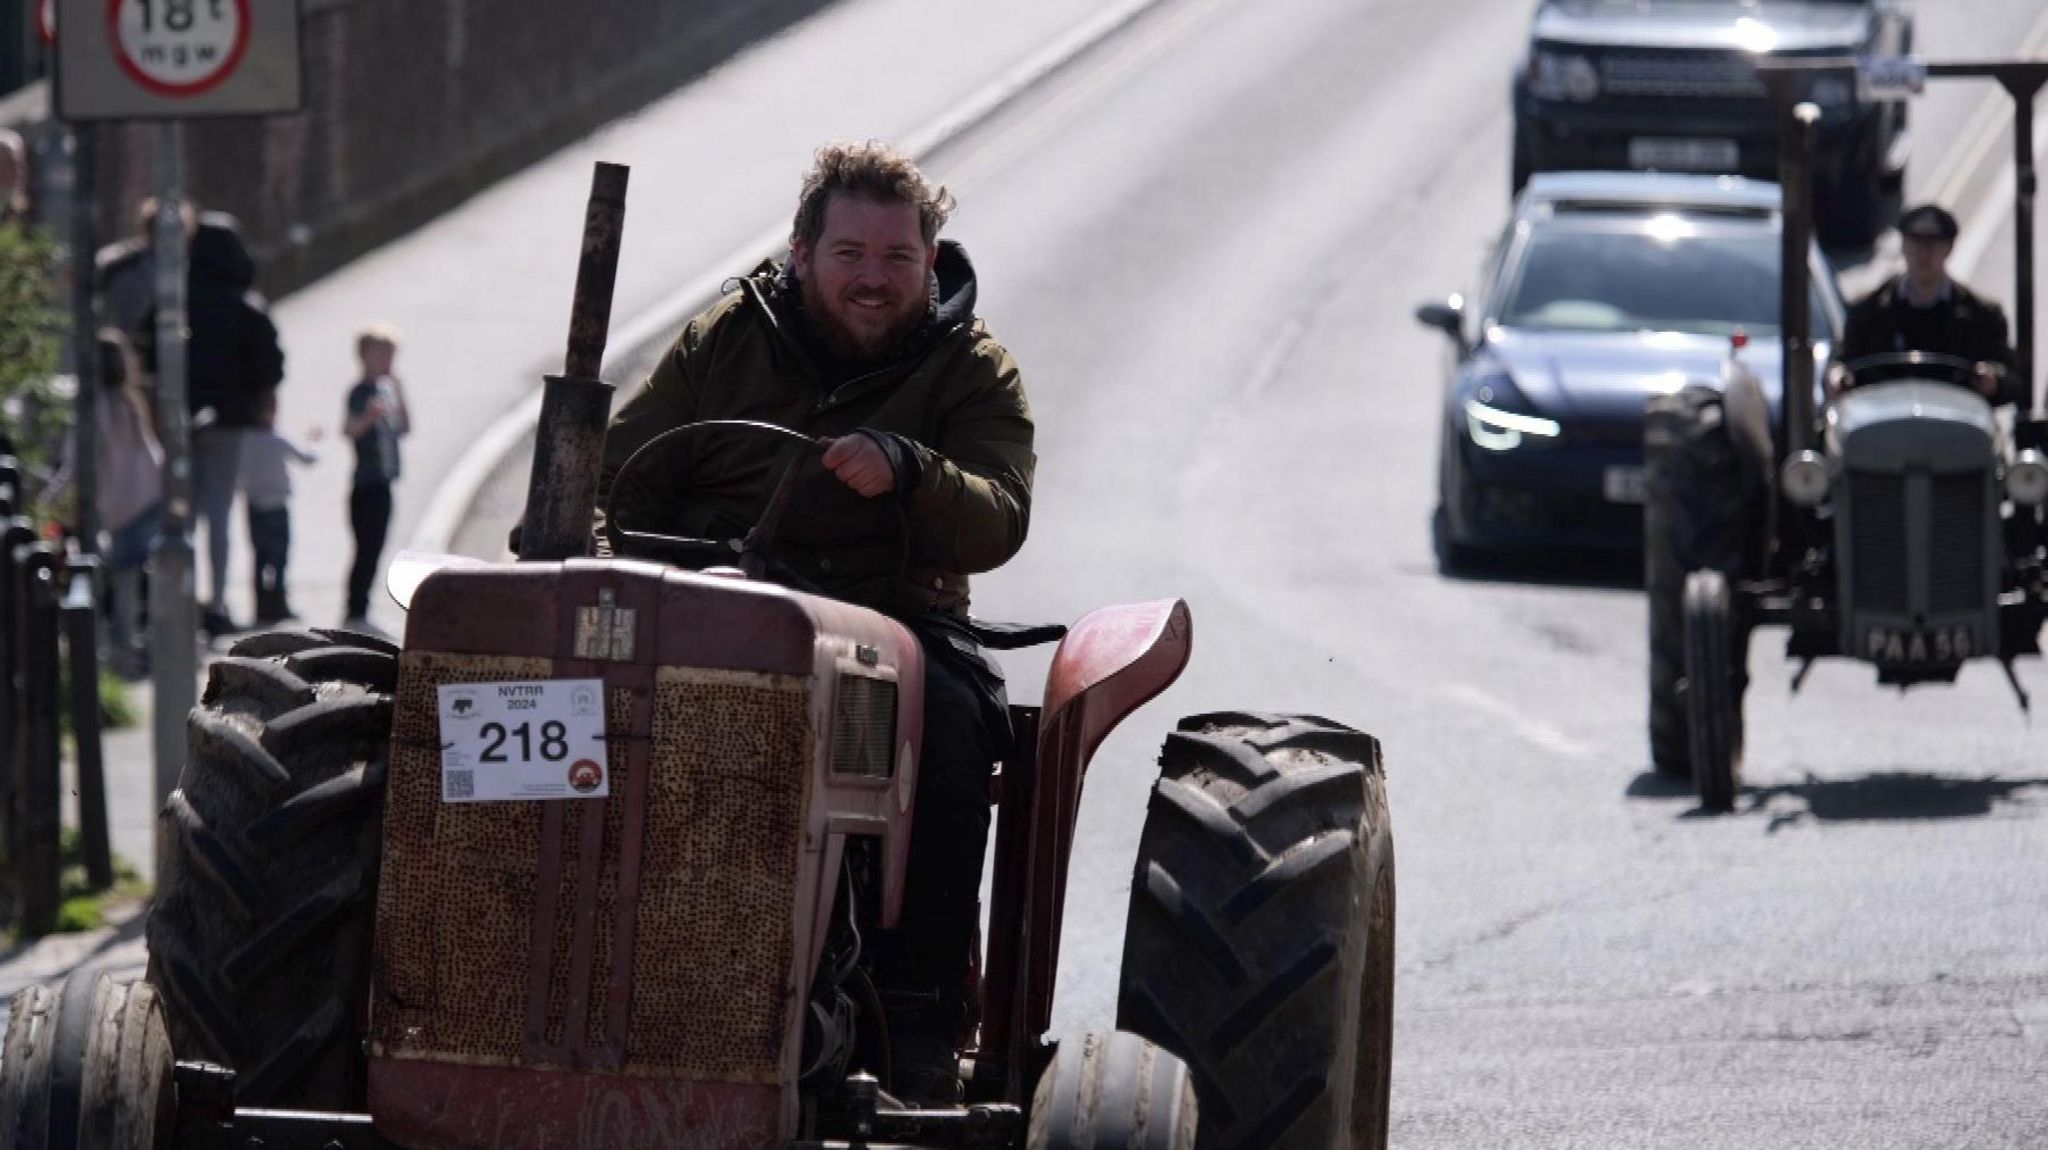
[1646,57,2048,811]
[0,164,1396,1149]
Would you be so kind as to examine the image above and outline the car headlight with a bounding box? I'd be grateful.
[2007,450,2048,506]
[1808,75,1855,108]
[1780,450,1830,507]
[1529,50,1600,103]
[1464,387,1561,452]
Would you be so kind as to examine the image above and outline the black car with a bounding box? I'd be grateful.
[1512,0,1913,244]
[1415,172,1846,570]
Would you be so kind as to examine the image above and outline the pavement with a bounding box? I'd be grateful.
[0,0,1165,1015]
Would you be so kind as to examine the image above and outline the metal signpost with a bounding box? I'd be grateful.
[55,0,304,806]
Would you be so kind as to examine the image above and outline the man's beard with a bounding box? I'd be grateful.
[799,273,926,362]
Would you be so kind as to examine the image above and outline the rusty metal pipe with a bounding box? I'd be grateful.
[519,162,630,562]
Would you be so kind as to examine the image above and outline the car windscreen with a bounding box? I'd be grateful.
[1499,224,1835,340]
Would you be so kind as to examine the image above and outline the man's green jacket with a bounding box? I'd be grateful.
[598,242,1034,619]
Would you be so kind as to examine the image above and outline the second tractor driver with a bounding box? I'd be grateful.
[1833,202,2022,404]
[596,141,1034,1106]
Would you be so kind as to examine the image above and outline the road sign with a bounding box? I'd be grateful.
[54,0,304,121]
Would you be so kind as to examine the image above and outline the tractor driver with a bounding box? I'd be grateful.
[596,141,1034,1105]
[1831,203,2022,404]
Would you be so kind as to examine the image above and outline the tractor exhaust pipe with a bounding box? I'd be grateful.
[519,162,630,562]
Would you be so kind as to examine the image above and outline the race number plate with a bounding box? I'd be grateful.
[1864,625,1974,665]
[1627,137,1739,172]
[1603,465,1647,504]
[437,680,610,802]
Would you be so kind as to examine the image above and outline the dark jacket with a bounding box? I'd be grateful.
[137,220,285,428]
[1839,275,2022,406]
[599,241,1034,618]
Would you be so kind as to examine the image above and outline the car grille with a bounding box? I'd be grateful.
[1599,51,1765,100]
[1849,471,1908,613]
[1929,474,1987,613]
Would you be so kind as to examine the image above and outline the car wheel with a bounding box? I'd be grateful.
[1431,505,1481,575]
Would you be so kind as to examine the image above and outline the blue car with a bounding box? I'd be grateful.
[1415,172,1844,570]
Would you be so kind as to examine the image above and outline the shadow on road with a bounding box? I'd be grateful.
[1627,769,2047,827]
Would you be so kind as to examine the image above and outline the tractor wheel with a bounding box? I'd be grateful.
[1027,1031,1199,1150]
[1684,571,1744,812]
[0,972,176,1149]
[1644,386,1755,779]
[145,628,396,1110]
[1117,713,1395,1150]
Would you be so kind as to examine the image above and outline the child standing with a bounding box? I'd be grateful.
[343,326,408,635]
[239,390,319,624]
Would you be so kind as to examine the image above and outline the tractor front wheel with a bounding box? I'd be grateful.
[1027,1031,1199,1150]
[0,972,176,1149]
[145,628,396,1109]
[1117,713,1395,1150]
[1684,571,1744,812]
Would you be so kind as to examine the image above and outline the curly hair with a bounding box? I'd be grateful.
[791,140,955,250]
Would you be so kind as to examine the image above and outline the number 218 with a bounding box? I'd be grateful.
[479,721,571,763]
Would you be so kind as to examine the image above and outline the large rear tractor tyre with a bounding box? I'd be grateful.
[1027,1031,1199,1150]
[1118,713,1395,1150]
[1684,571,1744,812]
[145,628,396,1110]
[0,973,176,1150]
[1644,386,1755,779]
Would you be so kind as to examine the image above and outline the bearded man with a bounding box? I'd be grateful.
[596,141,1035,1104]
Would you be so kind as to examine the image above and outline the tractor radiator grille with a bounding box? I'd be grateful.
[1849,471,1909,613]
[1929,474,1988,613]
[374,653,812,1086]
[831,676,897,778]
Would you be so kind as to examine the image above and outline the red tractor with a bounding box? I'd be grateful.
[0,166,1395,1150]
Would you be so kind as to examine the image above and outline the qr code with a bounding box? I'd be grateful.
[444,770,475,800]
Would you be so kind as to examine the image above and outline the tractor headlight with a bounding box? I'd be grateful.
[1529,50,1600,102]
[2007,450,2048,506]
[1780,451,1830,507]
[1464,387,1561,453]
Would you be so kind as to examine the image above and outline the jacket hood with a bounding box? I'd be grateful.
[1534,1,1874,53]
[190,219,257,290]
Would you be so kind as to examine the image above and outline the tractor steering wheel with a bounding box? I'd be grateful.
[1837,351,1983,390]
[603,419,907,591]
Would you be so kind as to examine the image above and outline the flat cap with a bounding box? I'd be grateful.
[1897,203,1959,241]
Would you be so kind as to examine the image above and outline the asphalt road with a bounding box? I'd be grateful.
[458,0,2048,1144]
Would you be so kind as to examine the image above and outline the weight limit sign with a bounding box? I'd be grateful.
[56,0,303,121]
[110,0,251,98]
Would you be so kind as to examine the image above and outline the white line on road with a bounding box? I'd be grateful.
[1953,111,2048,281]
[1443,683,1595,761]
[1930,4,2048,212]
[410,0,1189,555]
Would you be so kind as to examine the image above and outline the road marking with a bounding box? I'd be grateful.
[1952,112,2048,280]
[410,0,1195,554]
[1930,4,2048,213]
[1444,683,1594,760]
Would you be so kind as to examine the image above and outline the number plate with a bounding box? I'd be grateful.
[1603,466,1647,504]
[1627,137,1740,172]
[437,680,610,802]
[1864,625,1975,666]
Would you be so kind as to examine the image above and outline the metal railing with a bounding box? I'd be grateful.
[0,459,113,937]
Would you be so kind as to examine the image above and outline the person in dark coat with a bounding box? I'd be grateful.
[138,212,287,638]
[1835,203,2021,405]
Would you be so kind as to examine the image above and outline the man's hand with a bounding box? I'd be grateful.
[820,434,896,498]
[1974,362,2003,400]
